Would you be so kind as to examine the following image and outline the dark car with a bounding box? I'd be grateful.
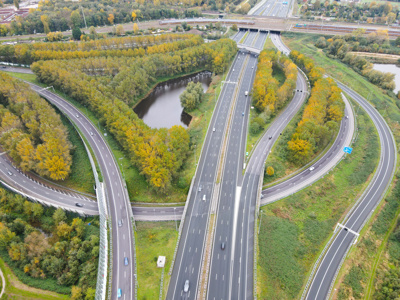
[268,136,272,139]
[75,203,83,207]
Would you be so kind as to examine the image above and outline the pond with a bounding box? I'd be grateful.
[134,71,212,129]
[373,64,400,94]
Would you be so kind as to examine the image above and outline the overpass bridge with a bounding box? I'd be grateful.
[237,43,261,55]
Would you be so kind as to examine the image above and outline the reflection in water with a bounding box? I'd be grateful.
[373,64,400,93]
[134,71,212,129]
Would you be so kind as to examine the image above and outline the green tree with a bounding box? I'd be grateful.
[180,81,204,111]
[72,27,82,40]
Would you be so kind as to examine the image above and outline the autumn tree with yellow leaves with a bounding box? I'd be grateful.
[0,73,73,180]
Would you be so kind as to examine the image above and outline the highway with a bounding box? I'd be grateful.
[166,48,252,300]
[26,84,136,300]
[269,34,396,300]
[250,0,293,18]
[262,33,355,205]
[303,83,396,300]
[206,30,264,300]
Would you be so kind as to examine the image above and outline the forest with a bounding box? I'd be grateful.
[0,33,199,64]
[315,31,396,91]
[0,72,73,181]
[288,50,344,164]
[0,187,98,299]
[31,37,237,192]
[302,0,399,25]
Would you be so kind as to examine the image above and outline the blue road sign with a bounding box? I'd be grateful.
[343,147,353,154]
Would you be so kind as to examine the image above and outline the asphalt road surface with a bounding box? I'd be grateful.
[251,0,293,17]
[304,83,396,300]
[206,31,267,300]
[166,42,256,299]
[27,84,136,300]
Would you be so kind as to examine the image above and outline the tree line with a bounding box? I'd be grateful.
[1,0,202,36]
[32,38,237,192]
[288,50,344,164]
[252,49,298,115]
[0,72,73,181]
[315,32,396,91]
[0,33,199,64]
[0,187,98,299]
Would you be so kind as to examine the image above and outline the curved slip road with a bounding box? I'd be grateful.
[268,34,396,300]
[27,84,136,300]
[303,83,396,300]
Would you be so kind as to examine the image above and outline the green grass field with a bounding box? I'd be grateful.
[257,107,379,299]
[135,222,178,299]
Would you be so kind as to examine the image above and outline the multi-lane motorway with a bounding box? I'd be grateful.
[206,31,262,300]
[250,0,293,18]
[167,46,252,300]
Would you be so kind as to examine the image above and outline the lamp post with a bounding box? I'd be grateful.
[119,157,125,179]
[173,207,178,231]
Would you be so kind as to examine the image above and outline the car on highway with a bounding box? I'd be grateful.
[245,91,248,96]
[117,288,122,298]
[221,242,225,250]
[346,115,349,119]
[213,127,216,132]
[309,166,315,171]
[184,280,190,292]
[7,171,13,176]
[118,219,123,227]
[203,195,206,201]
[90,132,94,136]
[198,186,202,192]
[0,66,6,69]
[75,203,83,207]
[76,114,79,118]
[268,136,272,139]
[242,112,244,116]
[124,257,129,266]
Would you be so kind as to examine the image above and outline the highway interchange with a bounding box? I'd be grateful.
[0,24,397,300]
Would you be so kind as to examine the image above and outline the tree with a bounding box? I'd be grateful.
[53,208,67,225]
[72,27,82,40]
[266,166,274,176]
[180,81,204,111]
[85,288,96,300]
[108,14,114,25]
[133,23,139,34]
[40,15,50,34]
[71,286,84,300]
[13,0,19,9]
[231,24,238,31]
[70,11,81,29]
[116,25,125,36]
[131,11,137,21]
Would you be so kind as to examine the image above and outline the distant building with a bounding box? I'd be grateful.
[0,8,29,24]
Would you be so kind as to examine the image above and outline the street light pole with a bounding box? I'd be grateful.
[173,207,177,231]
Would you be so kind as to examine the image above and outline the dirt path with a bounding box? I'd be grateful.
[0,266,5,299]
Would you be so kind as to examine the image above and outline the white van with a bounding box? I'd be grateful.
[203,195,206,201]
[245,91,248,96]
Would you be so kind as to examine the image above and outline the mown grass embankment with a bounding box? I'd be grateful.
[257,108,379,299]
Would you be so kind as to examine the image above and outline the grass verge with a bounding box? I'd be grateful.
[257,108,379,299]
[135,222,179,299]
[0,256,69,300]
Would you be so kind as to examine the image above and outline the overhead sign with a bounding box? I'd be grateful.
[343,147,353,154]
